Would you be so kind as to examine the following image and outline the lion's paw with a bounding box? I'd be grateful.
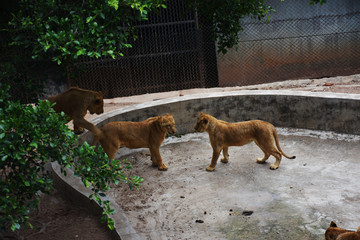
[220,158,228,163]
[74,128,85,135]
[158,165,168,171]
[270,164,279,170]
[206,166,215,172]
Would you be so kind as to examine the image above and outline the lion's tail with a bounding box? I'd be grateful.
[273,129,296,159]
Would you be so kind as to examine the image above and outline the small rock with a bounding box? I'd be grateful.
[195,220,204,223]
[242,210,253,216]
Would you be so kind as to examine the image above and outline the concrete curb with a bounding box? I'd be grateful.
[49,162,141,240]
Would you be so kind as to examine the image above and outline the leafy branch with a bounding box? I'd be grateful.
[0,83,143,232]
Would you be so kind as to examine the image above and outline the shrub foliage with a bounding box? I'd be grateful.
[0,84,143,232]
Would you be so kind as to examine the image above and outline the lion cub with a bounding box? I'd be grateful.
[194,112,295,171]
[47,87,104,135]
[325,221,360,240]
[92,114,176,171]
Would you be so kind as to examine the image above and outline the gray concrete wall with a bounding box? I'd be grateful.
[81,91,360,144]
[217,0,360,86]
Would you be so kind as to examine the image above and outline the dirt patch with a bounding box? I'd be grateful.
[5,74,360,240]
[3,190,116,240]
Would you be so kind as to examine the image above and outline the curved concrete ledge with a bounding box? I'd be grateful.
[49,162,140,240]
[82,90,360,144]
[55,90,360,240]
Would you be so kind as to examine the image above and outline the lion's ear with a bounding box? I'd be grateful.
[330,221,337,227]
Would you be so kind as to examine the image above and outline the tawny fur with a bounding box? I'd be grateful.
[92,114,176,171]
[47,87,104,138]
[325,221,360,240]
[194,112,295,171]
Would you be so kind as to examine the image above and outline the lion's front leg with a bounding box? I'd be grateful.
[206,147,221,172]
[149,146,168,171]
[73,117,100,138]
[73,124,85,134]
[220,146,229,163]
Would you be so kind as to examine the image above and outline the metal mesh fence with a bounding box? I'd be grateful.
[217,4,360,86]
[69,0,360,98]
[70,0,217,98]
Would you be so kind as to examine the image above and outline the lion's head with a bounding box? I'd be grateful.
[88,91,104,115]
[194,112,209,132]
[159,113,176,135]
[325,221,359,240]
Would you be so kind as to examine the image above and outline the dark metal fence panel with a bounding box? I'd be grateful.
[69,0,218,98]
[217,0,360,86]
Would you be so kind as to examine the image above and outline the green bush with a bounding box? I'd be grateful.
[8,0,166,65]
[0,83,143,232]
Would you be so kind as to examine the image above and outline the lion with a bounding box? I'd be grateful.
[325,221,360,240]
[92,113,176,171]
[47,87,104,136]
[194,112,295,171]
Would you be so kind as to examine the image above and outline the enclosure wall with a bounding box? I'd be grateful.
[217,0,360,86]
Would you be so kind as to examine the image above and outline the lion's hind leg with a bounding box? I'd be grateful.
[220,146,229,163]
[254,140,270,164]
[256,152,270,164]
[269,153,282,170]
[254,138,281,170]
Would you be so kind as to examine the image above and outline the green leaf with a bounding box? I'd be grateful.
[29,142,38,148]
[27,222,34,229]
[1,155,9,162]
[86,16,93,23]
[107,218,115,230]
[84,180,90,188]
[76,49,86,56]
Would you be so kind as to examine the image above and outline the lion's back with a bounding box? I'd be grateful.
[47,87,103,117]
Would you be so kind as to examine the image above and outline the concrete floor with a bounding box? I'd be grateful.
[108,129,360,240]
